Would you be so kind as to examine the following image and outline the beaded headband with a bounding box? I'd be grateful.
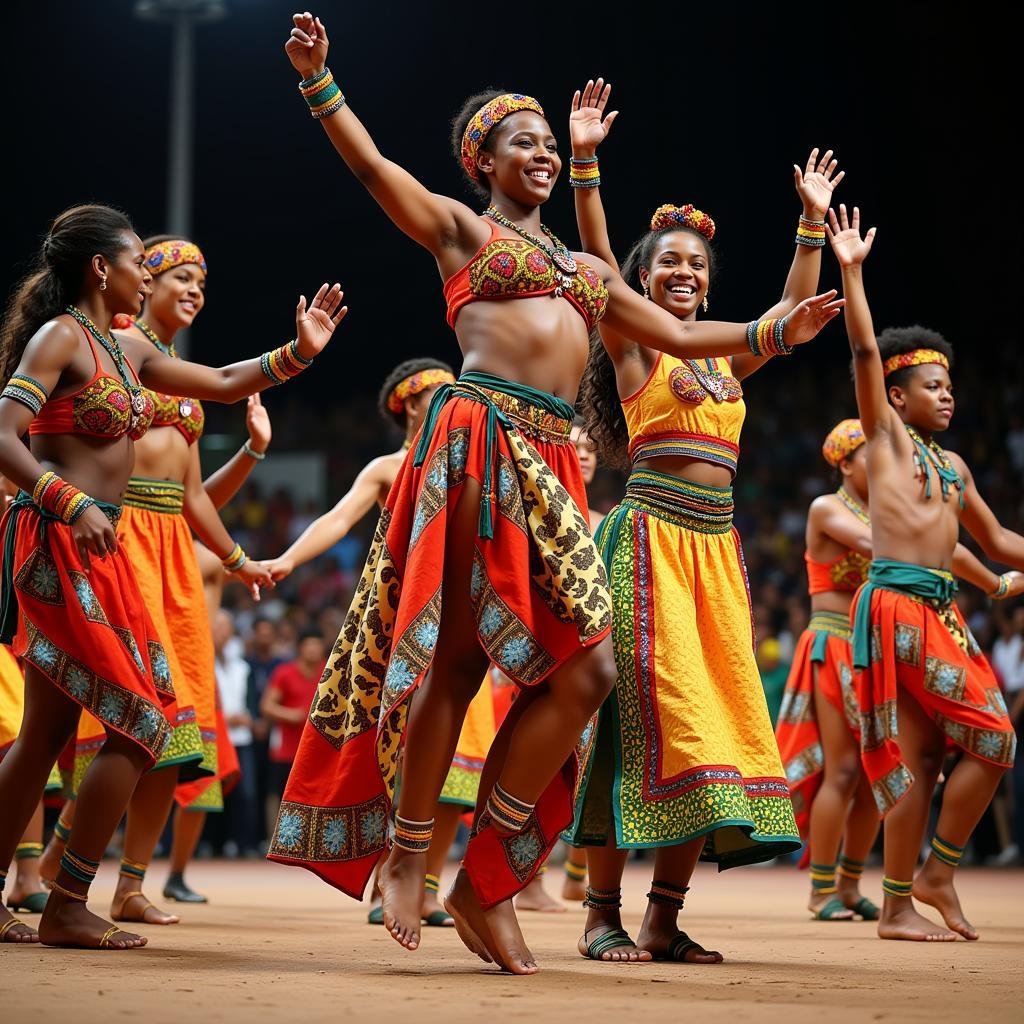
[461,94,545,181]
[650,204,716,241]
[387,368,455,414]
[822,418,865,467]
[144,240,207,275]
[882,348,949,378]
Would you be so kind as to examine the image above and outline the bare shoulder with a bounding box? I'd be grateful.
[25,317,81,361]
[808,493,839,520]
[944,447,972,478]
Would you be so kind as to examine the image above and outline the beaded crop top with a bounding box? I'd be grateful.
[146,390,204,445]
[621,352,745,477]
[443,218,609,331]
[29,322,155,441]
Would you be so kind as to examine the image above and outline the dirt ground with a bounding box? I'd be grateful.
[5,860,1022,1023]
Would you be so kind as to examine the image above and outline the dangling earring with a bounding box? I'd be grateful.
[702,293,709,313]
[642,279,650,300]
[100,275,107,291]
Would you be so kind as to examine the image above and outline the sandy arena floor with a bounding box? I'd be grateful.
[5,860,1022,1023]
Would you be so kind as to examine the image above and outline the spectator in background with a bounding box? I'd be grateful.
[260,630,327,828]
[245,617,284,848]
[992,604,1024,864]
[757,638,790,727]
[213,611,259,858]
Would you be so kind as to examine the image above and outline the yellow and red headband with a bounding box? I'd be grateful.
[387,368,455,414]
[461,93,545,181]
[822,419,865,467]
[650,204,716,241]
[144,239,207,275]
[882,348,949,378]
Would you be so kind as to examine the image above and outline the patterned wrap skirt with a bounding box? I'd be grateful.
[851,559,1016,816]
[0,496,174,767]
[569,469,801,867]
[71,479,232,809]
[0,643,62,790]
[267,372,612,909]
[775,611,858,849]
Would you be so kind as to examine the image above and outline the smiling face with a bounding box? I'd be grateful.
[146,261,206,330]
[104,232,152,316]
[888,363,955,433]
[477,111,560,206]
[639,230,710,319]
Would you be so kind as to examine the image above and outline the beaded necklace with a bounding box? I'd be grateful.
[905,425,964,506]
[483,206,578,296]
[134,318,195,419]
[837,486,870,525]
[687,358,743,402]
[65,306,146,427]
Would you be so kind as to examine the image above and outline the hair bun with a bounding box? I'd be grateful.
[649,204,716,241]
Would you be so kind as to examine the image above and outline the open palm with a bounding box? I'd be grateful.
[794,148,844,218]
[570,78,618,154]
[783,290,846,347]
[827,205,876,267]
[295,283,347,357]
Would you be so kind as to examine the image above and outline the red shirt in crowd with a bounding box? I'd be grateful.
[267,660,324,763]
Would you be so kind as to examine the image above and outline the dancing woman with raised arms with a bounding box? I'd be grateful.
[269,12,841,975]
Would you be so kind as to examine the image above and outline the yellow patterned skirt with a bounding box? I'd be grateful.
[438,674,499,809]
[570,469,800,867]
[0,644,63,790]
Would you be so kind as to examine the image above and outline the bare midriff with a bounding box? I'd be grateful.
[131,424,191,484]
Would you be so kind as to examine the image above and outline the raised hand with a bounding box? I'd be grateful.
[286,11,329,78]
[245,394,271,453]
[569,78,618,156]
[781,290,846,347]
[826,204,876,268]
[294,283,347,360]
[794,148,845,220]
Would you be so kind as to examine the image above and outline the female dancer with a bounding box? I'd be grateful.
[568,80,841,963]
[0,203,345,948]
[269,13,840,974]
[776,420,1013,922]
[828,203,1023,941]
[41,236,275,925]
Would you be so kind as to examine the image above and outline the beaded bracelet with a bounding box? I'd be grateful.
[33,470,96,525]
[221,543,247,573]
[991,573,1012,600]
[569,156,601,189]
[2,373,49,415]
[260,340,313,385]
[746,316,793,357]
[298,68,346,119]
[243,442,267,461]
[796,215,827,248]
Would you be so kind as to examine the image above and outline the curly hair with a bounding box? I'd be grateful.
[377,356,455,429]
[580,225,719,468]
[450,88,519,201]
[874,325,954,394]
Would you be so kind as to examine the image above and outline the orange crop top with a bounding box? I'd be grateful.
[29,322,155,441]
[621,352,745,476]
[147,390,205,445]
[443,218,608,330]
[806,549,870,594]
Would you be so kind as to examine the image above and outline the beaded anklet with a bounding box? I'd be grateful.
[120,858,148,882]
[2,373,49,415]
[60,849,100,886]
[569,156,601,188]
[486,782,535,834]
[423,873,441,896]
[392,815,434,854]
[881,877,913,898]
[565,861,587,883]
[837,855,865,881]
[48,880,88,902]
[298,68,346,119]
[930,835,965,868]
[647,880,690,908]
[583,886,622,909]
[15,842,44,861]
[796,215,827,247]
[809,862,838,895]
[54,813,73,843]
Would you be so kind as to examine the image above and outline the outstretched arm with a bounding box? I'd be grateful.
[203,395,271,510]
[733,149,844,381]
[286,13,477,256]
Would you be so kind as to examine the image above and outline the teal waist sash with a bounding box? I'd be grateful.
[851,558,957,671]
[412,371,575,539]
[808,610,853,663]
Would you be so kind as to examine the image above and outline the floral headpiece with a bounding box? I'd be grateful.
[144,239,207,275]
[650,204,716,241]
[387,368,455,414]
[822,418,865,467]
[882,348,949,378]
[461,94,545,181]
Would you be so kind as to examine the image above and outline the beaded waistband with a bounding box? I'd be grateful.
[808,610,852,641]
[622,468,734,534]
[123,478,185,515]
[629,431,739,477]
[459,384,573,445]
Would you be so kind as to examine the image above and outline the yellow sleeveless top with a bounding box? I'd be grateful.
[622,353,745,477]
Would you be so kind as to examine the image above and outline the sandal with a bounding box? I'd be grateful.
[1,916,37,942]
[812,896,855,921]
[367,904,384,925]
[99,926,131,949]
[111,890,177,925]
[850,896,880,921]
[422,909,454,927]
[6,891,48,914]
[578,926,643,961]
[651,931,719,963]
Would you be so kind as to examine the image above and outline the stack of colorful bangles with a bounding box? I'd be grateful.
[746,317,793,357]
[991,573,1012,600]
[260,340,313,386]
[796,215,827,247]
[569,156,600,188]
[32,471,95,525]
[298,68,346,119]
[221,543,247,573]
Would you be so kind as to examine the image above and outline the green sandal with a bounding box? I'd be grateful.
[851,896,880,921]
[422,909,454,927]
[6,891,48,914]
[812,896,854,921]
[367,905,385,925]
[579,927,642,961]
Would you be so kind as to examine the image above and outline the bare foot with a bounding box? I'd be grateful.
[1,907,39,943]
[876,899,958,941]
[39,834,65,885]
[515,875,566,913]
[39,892,147,949]
[483,895,539,974]
[636,922,723,964]
[444,867,496,966]
[111,886,180,926]
[808,889,854,920]
[379,848,426,950]
[913,866,979,940]
[562,875,587,902]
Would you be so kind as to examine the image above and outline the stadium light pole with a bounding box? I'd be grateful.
[134,0,226,354]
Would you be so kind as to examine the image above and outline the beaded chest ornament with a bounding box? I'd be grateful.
[483,206,578,294]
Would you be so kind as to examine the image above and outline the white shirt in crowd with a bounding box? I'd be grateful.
[991,634,1024,695]
[216,650,253,747]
